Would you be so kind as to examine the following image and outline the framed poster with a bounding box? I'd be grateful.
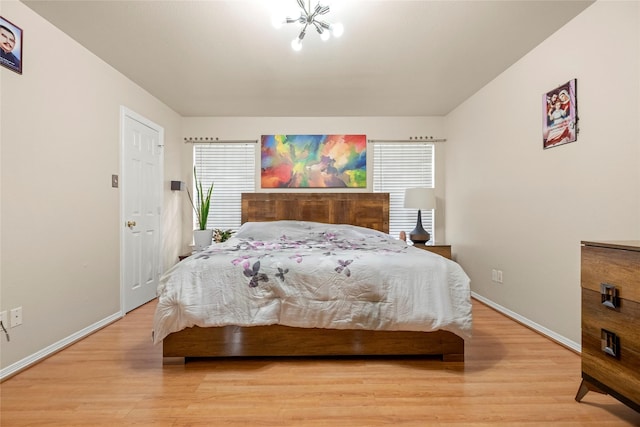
[543,79,577,149]
[261,134,366,188]
[0,16,22,74]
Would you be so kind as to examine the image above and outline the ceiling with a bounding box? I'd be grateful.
[23,0,593,117]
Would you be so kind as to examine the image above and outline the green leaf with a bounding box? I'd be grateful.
[189,166,214,230]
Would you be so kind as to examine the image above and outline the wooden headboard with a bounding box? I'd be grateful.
[241,193,389,233]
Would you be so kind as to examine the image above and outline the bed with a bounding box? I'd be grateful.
[154,192,471,364]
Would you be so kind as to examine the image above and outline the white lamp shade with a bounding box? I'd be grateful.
[404,187,436,210]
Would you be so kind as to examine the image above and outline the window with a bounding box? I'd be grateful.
[372,142,435,239]
[193,143,256,232]
[193,141,433,238]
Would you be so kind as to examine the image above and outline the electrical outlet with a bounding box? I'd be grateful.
[497,270,503,284]
[10,307,22,328]
[0,311,8,328]
[491,269,498,281]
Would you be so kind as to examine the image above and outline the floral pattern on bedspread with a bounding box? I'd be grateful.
[192,227,406,288]
[153,220,472,344]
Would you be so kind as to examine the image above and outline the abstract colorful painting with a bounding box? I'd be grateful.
[261,134,367,188]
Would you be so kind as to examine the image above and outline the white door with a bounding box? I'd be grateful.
[121,108,163,313]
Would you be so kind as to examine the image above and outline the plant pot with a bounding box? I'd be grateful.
[193,229,213,251]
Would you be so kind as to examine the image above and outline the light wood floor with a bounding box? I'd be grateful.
[1,299,639,426]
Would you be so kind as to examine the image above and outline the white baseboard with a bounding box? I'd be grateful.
[0,311,123,381]
[471,292,581,353]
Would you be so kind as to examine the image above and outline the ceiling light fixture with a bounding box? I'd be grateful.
[272,0,344,51]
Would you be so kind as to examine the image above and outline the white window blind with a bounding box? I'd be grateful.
[193,143,256,232]
[372,142,435,239]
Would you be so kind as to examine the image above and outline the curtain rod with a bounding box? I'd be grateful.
[368,138,446,143]
[184,137,258,144]
[184,137,445,143]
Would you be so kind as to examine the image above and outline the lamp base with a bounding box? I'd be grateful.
[409,231,431,244]
[409,209,431,244]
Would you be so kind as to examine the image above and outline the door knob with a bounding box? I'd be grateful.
[127,220,137,228]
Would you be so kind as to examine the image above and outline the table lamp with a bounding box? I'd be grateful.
[404,187,436,244]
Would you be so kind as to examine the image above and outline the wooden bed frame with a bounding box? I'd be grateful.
[163,192,465,364]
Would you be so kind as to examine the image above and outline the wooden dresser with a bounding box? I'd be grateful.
[576,240,640,412]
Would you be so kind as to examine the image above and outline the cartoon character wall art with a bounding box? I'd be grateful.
[543,79,578,149]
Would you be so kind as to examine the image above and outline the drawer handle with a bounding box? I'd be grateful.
[601,329,620,358]
[600,283,619,309]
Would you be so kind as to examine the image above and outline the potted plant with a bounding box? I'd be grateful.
[213,228,234,243]
[187,166,214,250]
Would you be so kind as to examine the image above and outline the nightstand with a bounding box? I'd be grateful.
[412,244,452,260]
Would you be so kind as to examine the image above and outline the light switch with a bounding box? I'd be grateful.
[112,174,119,188]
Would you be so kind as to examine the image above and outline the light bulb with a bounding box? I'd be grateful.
[320,31,330,41]
[291,38,303,51]
[271,16,284,29]
[331,22,344,38]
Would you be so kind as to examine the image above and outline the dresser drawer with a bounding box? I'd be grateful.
[581,288,640,406]
[581,245,640,302]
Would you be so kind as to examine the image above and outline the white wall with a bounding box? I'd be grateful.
[180,117,447,253]
[0,0,183,373]
[445,0,639,346]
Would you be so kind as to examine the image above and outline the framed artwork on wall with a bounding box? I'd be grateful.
[543,79,577,149]
[261,134,367,188]
[0,16,22,74]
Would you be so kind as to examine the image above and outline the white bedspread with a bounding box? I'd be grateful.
[153,221,472,344]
